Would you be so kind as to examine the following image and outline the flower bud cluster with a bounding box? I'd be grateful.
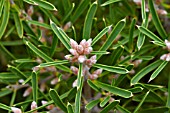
[160,40,170,61]
[65,39,93,63]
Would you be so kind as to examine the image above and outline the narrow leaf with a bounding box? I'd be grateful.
[37,60,69,67]
[100,100,120,113]
[134,91,150,113]
[98,18,126,59]
[149,0,167,39]
[131,60,163,85]
[50,20,71,50]
[27,20,51,29]
[67,103,74,113]
[50,34,58,57]
[24,0,57,11]
[0,0,10,39]
[71,0,90,23]
[77,63,83,89]
[101,0,122,6]
[13,9,23,38]
[0,103,11,111]
[116,105,131,113]
[0,0,5,17]
[32,71,38,103]
[137,26,164,43]
[100,96,110,107]
[166,76,170,107]
[92,25,112,46]
[139,107,169,113]
[87,79,100,92]
[49,89,67,112]
[85,99,100,111]
[93,63,129,74]
[83,2,97,40]
[149,61,168,82]
[91,51,110,55]
[128,87,143,93]
[94,81,133,98]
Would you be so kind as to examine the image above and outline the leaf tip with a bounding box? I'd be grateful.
[136,25,140,29]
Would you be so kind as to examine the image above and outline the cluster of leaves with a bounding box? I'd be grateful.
[0,0,170,113]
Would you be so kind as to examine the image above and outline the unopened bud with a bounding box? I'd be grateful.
[76,45,84,54]
[90,55,97,64]
[165,40,170,50]
[27,5,34,16]
[133,0,141,6]
[40,83,46,92]
[32,66,39,72]
[80,39,86,47]
[23,87,32,97]
[51,78,58,85]
[70,66,79,75]
[69,49,79,56]
[133,59,142,67]
[157,9,167,15]
[78,55,86,63]
[93,69,103,75]
[38,16,44,23]
[70,39,78,49]
[41,100,54,110]
[11,107,22,113]
[65,54,72,60]
[89,74,98,80]
[63,21,72,31]
[160,53,170,61]
[31,101,37,110]
[72,79,77,87]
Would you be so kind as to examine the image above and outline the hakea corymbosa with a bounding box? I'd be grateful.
[65,39,103,87]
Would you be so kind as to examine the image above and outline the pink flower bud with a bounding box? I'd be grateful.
[89,74,98,80]
[160,54,167,61]
[72,79,77,87]
[31,101,37,110]
[51,78,58,85]
[84,39,92,48]
[70,39,78,49]
[90,55,97,64]
[38,16,44,23]
[165,40,170,50]
[80,39,86,47]
[70,66,79,75]
[93,69,103,75]
[23,87,32,97]
[41,101,55,110]
[11,107,22,113]
[64,54,72,60]
[133,59,142,68]
[32,66,39,72]
[76,45,84,54]
[166,53,170,61]
[69,49,79,56]
[78,55,86,63]
[157,9,167,15]
[40,83,46,92]
[84,47,93,55]
[27,5,34,16]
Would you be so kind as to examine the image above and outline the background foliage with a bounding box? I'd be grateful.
[0,0,170,113]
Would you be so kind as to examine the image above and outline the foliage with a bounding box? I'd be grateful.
[0,0,170,113]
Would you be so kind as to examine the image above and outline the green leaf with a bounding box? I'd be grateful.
[62,3,75,23]
[131,60,163,85]
[128,18,136,52]
[37,60,69,67]
[149,61,168,82]
[0,0,10,39]
[100,96,110,107]
[67,103,74,113]
[71,0,90,23]
[94,81,133,98]
[0,72,19,80]
[22,21,36,36]
[85,99,100,111]
[92,25,112,46]
[50,20,71,50]
[138,107,169,113]
[110,46,124,65]
[134,91,150,113]
[14,59,35,63]
[75,77,83,113]
[23,39,53,62]
[0,0,5,17]
[0,89,12,98]
[135,56,154,60]
[100,100,120,113]
[128,87,143,93]
[101,0,122,6]
[32,71,38,103]
[27,20,51,29]
[49,89,67,113]
[151,41,166,47]
[50,34,58,57]
[8,65,27,80]
[148,0,167,39]
[13,9,23,38]
[166,76,170,107]
[116,105,131,113]
[137,26,164,43]
[83,1,97,40]
[77,63,83,89]
[24,0,57,11]
[93,63,129,74]
[0,103,11,111]
[87,79,100,92]
[98,18,126,59]
[91,51,110,55]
